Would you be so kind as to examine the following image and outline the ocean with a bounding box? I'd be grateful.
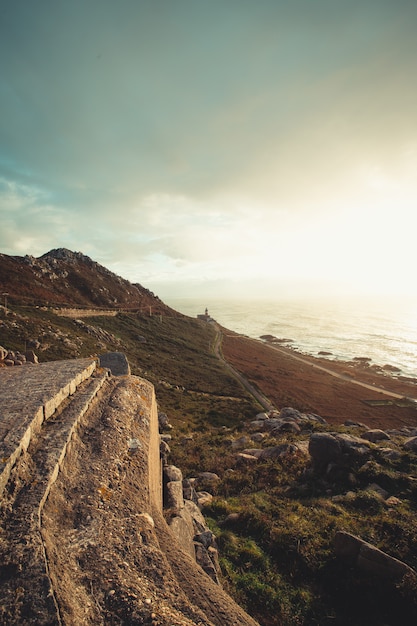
[165,295,417,379]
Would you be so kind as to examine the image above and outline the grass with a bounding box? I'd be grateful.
[2,304,417,625]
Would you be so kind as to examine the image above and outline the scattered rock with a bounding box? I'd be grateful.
[196,491,213,509]
[366,483,389,500]
[158,412,173,431]
[279,407,303,421]
[251,432,266,443]
[236,452,259,464]
[99,352,130,376]
[270,421,301,435]
[379,448,401,461]
[222,513,240,525]
[309,432,371,474]
[164,465,183,483]
[165,481,184,510]
[334,531,416,581]
[231,436,250,450]
[361,429,390,443]
[403,437,417,451]
[194,472,220,487]
[182,479,199,505]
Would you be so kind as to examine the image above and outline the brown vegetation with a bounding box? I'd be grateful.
[221,330,417,430]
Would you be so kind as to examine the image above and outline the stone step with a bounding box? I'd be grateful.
[0,368,111,625]
[0,358,97,495]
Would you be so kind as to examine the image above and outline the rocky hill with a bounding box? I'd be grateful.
[0,248,176,314]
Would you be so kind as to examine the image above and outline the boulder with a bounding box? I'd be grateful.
[270,421,301,435]
[196,491,213,509]
[403,437,417,451]
[279,407,303,421]
[194,472,220,488]
[242,448,262,458]
[361,429,390,443]
[182,479,199,505]
[258,444,297,460]
[334,531,416,581]
[222,513,240,526]
[336,434,372,466]
[194,542,221,584]
[231,436,250,450]
[251,432,266,443]
[160,440,171,464]
[309,433,343,469]
[164,481,184,510]
[194,530,217,549]
[158,412,173,431]
[366,483,389,500]
[24,350,39,364]
[184,499,207,534]
[309,433,371,473]
[304,413,327,424]
[168,509,195,559]
[379,448,401,461]
[99,352,130,376]
[163,465,183,483]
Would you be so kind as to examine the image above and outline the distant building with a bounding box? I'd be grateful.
[197,307,214,322]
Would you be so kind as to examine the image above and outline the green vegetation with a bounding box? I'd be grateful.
[171,424,417,625]
[2,304,417,625]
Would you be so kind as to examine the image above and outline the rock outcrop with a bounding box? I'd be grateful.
[334,531,416,580]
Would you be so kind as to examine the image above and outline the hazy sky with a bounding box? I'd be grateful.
[1,0,416,300]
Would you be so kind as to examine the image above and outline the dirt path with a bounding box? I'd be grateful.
[213,326,274,412]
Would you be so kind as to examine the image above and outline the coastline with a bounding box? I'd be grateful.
[220,328,417,429]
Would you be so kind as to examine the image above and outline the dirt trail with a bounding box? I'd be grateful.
[213,326,274,412]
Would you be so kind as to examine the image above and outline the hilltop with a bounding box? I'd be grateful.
[0,248,175,314]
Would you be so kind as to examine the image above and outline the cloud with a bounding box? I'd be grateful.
[1,1,417,297]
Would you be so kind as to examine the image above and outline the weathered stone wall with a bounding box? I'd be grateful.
[53,308,118,317]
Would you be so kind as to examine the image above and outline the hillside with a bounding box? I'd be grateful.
[1,249,417,625]
[0,248,174,313]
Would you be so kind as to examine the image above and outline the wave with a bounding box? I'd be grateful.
[167,296,417,378]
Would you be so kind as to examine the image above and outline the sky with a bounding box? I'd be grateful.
[1,0,417,301]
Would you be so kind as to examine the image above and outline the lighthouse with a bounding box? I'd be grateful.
[197,307,212,322]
